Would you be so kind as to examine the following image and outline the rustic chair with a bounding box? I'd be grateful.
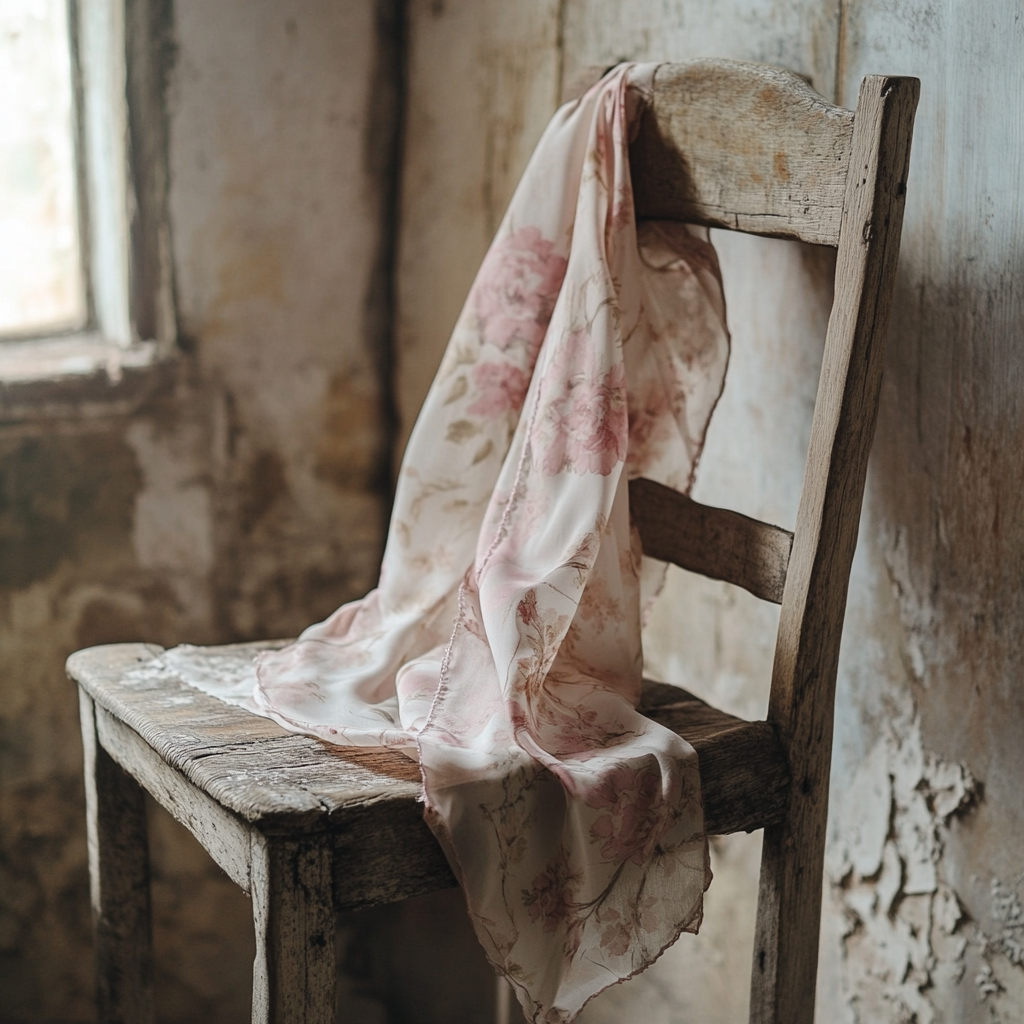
[69,60,918,1024]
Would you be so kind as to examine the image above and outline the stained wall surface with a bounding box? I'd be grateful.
[1,1,399,1019]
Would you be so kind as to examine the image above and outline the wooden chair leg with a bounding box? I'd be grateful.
[251,833,336,1024]
[749,811,826,1024]
[79,689,155,1024]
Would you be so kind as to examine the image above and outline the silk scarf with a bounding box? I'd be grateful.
[168,63,730,1023]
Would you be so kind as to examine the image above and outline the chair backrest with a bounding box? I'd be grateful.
[626,59,919,1024]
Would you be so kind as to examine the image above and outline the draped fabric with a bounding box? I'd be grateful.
[168,64,730,1023]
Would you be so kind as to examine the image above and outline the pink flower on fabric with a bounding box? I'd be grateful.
[474,226,568,361]
[522,849,583,934]
[539,351,628,477]
[598,910,633,957]
[588,763,674,866]
[467,361,531,417]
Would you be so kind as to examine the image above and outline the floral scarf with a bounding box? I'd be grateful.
[170,63,730,1023]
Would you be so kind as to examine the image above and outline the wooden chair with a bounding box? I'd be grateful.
[69,60,918,1024]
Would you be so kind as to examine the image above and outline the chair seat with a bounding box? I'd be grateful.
[68,641,789,912]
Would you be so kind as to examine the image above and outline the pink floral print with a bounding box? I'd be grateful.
[538,355,628,476]
[467,360,531,417]
[523,848,584,934]
[588,763,674,865]
[168,64,730,1024]
[474,226,569,361]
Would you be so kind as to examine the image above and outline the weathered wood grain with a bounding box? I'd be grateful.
[630,477,793,604]
[632,60,854,245]
[69,643,425,829]
[96,704,254,890]
[80,690,155,1024]
[330,798,457,912]
[251,833,335,1024]
[69,643,460,908]
[750,74,919,1024]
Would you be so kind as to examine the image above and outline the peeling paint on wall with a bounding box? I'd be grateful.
[826,696,980,1023]
[825,688,1024,1024]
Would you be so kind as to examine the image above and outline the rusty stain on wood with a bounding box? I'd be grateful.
[631,60,854,245]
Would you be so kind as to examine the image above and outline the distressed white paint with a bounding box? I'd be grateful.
[822,679,979,1023]
[823,1,1024,1020]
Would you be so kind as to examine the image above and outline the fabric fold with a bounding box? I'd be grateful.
[167,63,730,1023]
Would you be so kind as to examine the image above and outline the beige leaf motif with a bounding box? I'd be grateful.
[446,419,481,444]
[455,343,478,366]
[445,376,469,405]
[437,343,477,380]
[472,439,494,465]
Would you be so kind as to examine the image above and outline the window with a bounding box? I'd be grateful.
[0,0,86,338]
[0,0,174,398]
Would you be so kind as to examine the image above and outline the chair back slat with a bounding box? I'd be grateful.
[629,478,793,605]
[631,60,854,245]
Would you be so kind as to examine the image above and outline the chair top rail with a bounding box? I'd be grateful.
[631,59,855,246]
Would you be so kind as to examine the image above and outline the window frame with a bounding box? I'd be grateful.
[0,0,177,413]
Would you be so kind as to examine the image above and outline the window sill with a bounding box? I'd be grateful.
[0,333,175,423]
